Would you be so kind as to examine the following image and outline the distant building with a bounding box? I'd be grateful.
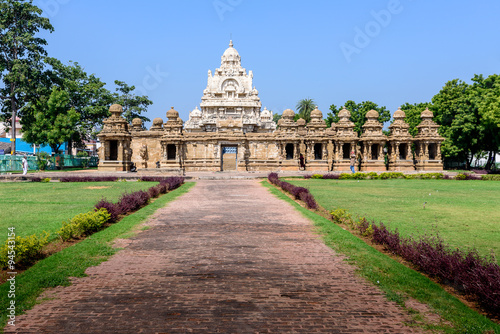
[98,41,444,172]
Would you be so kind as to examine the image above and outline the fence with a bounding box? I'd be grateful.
[0,154,98,173]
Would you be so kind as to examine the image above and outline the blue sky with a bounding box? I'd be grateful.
[34,0,500,126]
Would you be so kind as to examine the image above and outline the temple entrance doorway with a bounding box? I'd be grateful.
[221,145,238,171]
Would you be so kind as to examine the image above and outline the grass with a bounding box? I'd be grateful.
[287,179,500,261]
[0,182,195,332]
[262,181,500,333]
[0,181,157,245]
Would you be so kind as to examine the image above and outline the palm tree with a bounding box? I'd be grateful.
[295,98,316,123]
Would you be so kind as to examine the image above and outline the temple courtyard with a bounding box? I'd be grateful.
[6,179,424,333]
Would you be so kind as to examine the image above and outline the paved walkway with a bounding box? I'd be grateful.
[8,180,421,333]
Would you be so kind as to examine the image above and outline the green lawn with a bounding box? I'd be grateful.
[0,181,157,244]
[288,179,500,260]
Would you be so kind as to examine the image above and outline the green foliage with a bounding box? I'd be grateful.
[41,177,50,183]
[35,151,49,170]
[57,208,110,241]
[482,174,500,181]
[0,232,50,268]
[311,174,323,179]
[23,87,80,152]
[455,174,467,180]
[431,74,500,168]
[0,0,54,153]
[399,102,432,136]
[327,100,390,135]
[32,57,114,148]
[272,112,281,124]
[295,98,316,123]
[112,80,152,124]
[379,172,404,179]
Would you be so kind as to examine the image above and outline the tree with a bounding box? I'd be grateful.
[23,87,79,153]
[272,112,282,124]
[38,57,113,148]
[326,100,390,135]
[399,102,432,136]
[112,80,152,124]
[431,78,481,168]
[295,98,316,123]
[470,74,500,169]
[0,0,53,153]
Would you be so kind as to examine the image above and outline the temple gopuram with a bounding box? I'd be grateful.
[98,41,444,172]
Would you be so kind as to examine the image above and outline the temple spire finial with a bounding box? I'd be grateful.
[229,40,233,48]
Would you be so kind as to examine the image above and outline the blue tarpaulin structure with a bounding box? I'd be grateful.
[0,138,64,154]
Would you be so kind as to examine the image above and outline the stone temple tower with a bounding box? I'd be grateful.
[185,41,276,133]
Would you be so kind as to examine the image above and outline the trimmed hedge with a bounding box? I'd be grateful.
[305,172,499,181]
[268,173,317,209]
[330,207,500,316]
[0,232,50,268]
[57,208,110,241]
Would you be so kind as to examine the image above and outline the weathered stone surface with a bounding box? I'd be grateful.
[98,43,444,173]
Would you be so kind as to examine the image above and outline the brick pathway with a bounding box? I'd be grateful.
[7,180,421,333]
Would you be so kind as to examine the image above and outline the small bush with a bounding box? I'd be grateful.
[455,174,467,180]
[95,199,121,223]
[117,191,150,213]
[482,174,500,181]
[311,174,323,179]
[367,172,378,179]
[0,232,50,268]
[291,186,309,200]
[57,208,110,241]
[299,191,318,209]
[339,173,352,179]
[322,173,339,179]
[303,174,312,179]
[379,172,404,179]
[31,177,42,182]
[60,176,119,182]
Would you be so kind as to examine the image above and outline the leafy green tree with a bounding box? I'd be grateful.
[295,98,316,123]
[272,112,282,124]
[0,0,53,153]
[112,80,152,124]
[399,102,432,136]
[326,100,390,135]
[431,78,481,168]
[470,74,500,169]
[23,87,79,153]
[37,57,113,148]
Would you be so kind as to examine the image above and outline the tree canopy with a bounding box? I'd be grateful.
[0,0,53,153]
[327,100,390,135]
[399,102,432,136]
[23,87,79,153]
[430,74,500,168]
[294,98,316,123]
[112,80,152,124]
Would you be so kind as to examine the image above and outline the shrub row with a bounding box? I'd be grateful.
[95,176,185,224]
[330,208,500,315]
[268,173,317,209]
[0,232,50,269]
[57,208,110,241]
[0,177,185,268]
[60,176,119,182]
[305,172,499,181]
